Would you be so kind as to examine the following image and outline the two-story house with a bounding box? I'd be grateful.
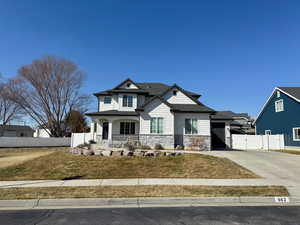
[255,87,300,149]
[86,78,231,150]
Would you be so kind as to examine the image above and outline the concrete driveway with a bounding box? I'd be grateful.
[203,150,300,197]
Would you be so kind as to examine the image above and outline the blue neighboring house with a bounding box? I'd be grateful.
[255,87,300,148]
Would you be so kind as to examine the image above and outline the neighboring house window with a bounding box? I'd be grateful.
[277,91,280,98]
[104,96,112,104]
[120,122,135,135]
[293,128,300,141]
[265,130,271,135]
[150,118,164,134]
[185,119,198,134]
[275,99,284,112]
[123,95,133,107]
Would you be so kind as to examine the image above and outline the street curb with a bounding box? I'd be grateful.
[0,196,297,210]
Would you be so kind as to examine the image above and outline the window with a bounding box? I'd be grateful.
[293,128,300,141]
[185,119,198,134]
[265,130,271,135]
[150,118,164,134]
[94,123,97,133]
[173,90,177,96]
[275,99,284,112]
[120,122,135,135]
[104,96,112,104]
[277,91,280,98]
[122,95,133,107]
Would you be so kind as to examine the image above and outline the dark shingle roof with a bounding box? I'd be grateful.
[0,125,34,131]
[213,111,250,119]
[278,87,300,101]
[211,112,233,120]
[86,110,138,116]
[170,104,215,113]
[94,81,201,98]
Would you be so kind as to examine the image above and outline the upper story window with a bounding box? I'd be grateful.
[104,96,112,104]
[293,128,300,141]
[185,118,198,134]
[123,95,133,107]
[150,117,164,134]
[277,91,280,98]
[275,99,284,112]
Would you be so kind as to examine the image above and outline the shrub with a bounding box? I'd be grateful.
[154,143,164,150]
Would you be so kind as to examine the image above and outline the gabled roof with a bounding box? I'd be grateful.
[94,78,201,98]
[112,78,141,90]
[254,86,300,124]
[86,110,138,116]
[136,96,215,114]
[277,87,300,102]
[211,111,233,120]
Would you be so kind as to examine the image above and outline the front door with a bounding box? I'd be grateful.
[102,122,109,140]
[211,122,226,149]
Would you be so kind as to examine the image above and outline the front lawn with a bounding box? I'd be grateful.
[0,148,57,169]
[0,185,288,200]
[0,150,258,180]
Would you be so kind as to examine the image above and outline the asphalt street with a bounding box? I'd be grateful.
[0,206,300,225]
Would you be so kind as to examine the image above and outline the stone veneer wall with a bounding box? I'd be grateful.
[139,134,174,149]
[183,135,211,151]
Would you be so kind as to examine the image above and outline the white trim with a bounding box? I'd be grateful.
[265,130,271,135]
[255,87,300,124]
[275,99,284,112]
[293,127,300,141]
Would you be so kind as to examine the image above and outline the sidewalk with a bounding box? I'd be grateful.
[0,196,298,210]
[0,178,278,188]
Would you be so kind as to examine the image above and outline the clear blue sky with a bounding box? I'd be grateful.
[1,0,300,117]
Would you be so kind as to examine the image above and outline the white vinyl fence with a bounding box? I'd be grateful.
[0,137,70,148]
[71,133,96,148]
[232,134,284,150]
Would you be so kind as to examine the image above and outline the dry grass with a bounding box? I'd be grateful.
[274,150,300,155]
[0,150,258,180]
[0,185,288,200]
[0,148,61,168]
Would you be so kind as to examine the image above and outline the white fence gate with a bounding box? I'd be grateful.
[71,133,96,148]
[232,134,284,150]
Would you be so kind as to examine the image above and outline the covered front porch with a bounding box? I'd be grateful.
[91,116,140,147]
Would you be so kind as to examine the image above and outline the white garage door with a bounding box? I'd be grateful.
[3,131,17,137]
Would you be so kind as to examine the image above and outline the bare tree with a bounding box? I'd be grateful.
[0,76,24,125]
[5,56,91,137]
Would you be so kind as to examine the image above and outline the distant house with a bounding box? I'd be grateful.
[0,125,34,137]
[34,128,51,138]
[212,111,254,135]
[255,87,300,149]
[86,78,233,150]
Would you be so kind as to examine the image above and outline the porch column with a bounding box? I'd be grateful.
[108,120,113,142]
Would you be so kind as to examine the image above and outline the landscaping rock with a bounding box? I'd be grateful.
[154,151,161,157]
[165,152,176,156]
[175,145,184,150]
[134,151,145,157]
[175,152,183,156]
[122,150,134,156]
[93,150,102,156]
[102,150,112,157]
[144,150,155,157]
[111,151,122,157]
[83,149,93,156]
